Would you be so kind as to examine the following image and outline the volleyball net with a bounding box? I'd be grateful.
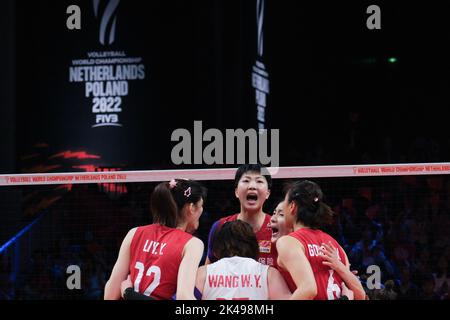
[1,163,449,299]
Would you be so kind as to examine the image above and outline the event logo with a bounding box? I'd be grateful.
[68,1,146,129]
[69,52,146,128]
[93,0,121,45]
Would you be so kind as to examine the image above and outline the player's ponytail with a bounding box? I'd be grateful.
[150,179,207,228]
[151,182,178,227]
[287,180,334,229]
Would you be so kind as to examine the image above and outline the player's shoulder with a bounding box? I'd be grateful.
[291,227,321,240]
[134,223,158,233]
[184,236,204,252]
[126,226,139,239]
[124,227,140,248]
[189,235,203,245]
[276,234,298,249]
[220,213,239,223]
[282,233,307,250]
[172,228,194,241]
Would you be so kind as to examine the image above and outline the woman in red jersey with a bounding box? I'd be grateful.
[276,180,366,300]
[104,179,206,300]
[206,164,277,267]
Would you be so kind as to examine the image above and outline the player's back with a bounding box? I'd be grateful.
[129,224,192,300]
[289,228,345,300]
[203,256,269,300]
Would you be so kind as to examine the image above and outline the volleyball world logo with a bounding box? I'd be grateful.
[93,0,121,45]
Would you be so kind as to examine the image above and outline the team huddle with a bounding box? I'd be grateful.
[104,164,366,300]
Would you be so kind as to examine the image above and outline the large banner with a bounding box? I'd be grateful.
[16,0,154,170]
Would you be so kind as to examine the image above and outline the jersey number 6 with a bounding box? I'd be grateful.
[326,270,341,300]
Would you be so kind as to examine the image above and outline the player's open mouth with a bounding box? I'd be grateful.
[271,226,279,237]
[246,193,258,204]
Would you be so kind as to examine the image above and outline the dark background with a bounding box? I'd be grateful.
[1,0,449,174]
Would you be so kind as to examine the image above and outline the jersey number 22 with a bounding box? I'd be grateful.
[134,262,161,296]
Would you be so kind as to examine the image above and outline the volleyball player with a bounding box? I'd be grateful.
[199,220,291,300]
[269,201,289,244]
[206,164,276,267]
[276,181,366,300]
[104,179,206,300]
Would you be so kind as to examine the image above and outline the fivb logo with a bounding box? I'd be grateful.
[93,0,121,45]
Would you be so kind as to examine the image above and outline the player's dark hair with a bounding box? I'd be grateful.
[213,220,259,260]
[286,180,334,229]
[234,164,272,189]
[272,199,284,213]
[150,179,207,228]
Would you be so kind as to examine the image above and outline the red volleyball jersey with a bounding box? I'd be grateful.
[288,228,346,300]
[208,214,278,267]
[129,224,193,300]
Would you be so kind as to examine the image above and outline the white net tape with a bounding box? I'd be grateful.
[1,162,449,186]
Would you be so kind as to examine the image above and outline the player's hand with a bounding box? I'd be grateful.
[351,269,361,280]
[121,275,133,299]
[321,242,345,272]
